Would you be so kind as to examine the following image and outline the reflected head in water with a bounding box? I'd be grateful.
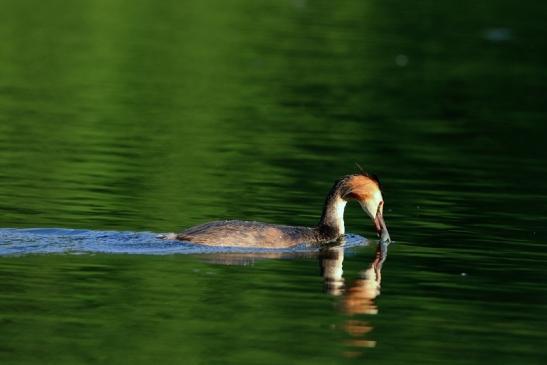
[320,242,388,307]
[320,241,388,354]
[160,172,390,248]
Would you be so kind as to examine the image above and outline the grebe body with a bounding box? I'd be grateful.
[163,173,390,248]
[175,220,321,248]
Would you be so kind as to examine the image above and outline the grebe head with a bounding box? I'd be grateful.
[342,174,391,244]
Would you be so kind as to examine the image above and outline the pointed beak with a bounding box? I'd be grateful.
[374,212,391,244]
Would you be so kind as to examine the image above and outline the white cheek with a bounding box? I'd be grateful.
[360,191,382,219]
[359,201,374,219]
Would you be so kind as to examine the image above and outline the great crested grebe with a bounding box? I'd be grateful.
[161,173,391,248]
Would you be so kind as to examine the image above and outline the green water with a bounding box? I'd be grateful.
[1,0,547,364]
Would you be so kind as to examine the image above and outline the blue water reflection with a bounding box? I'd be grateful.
[0,228,367,255]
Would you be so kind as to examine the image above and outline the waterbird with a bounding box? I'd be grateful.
[160,173,391,248]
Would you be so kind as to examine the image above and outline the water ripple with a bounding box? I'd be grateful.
[0,228,366,256]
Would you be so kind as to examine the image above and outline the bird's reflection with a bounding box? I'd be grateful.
[198,239,388,356]
[320,241,388,354]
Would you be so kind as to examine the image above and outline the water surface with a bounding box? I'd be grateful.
[1,0,547,364]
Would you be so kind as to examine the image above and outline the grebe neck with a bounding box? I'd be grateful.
[318,187,347,237]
